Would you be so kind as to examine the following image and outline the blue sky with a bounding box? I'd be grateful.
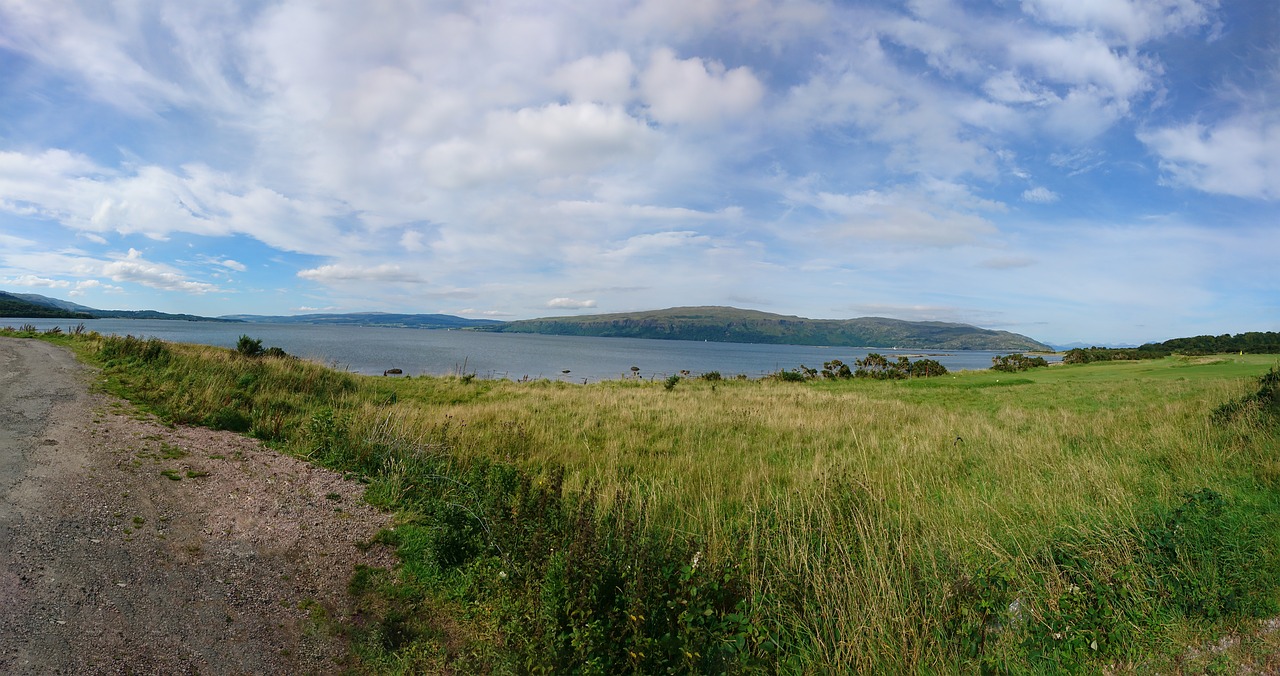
[0,0,1276,346]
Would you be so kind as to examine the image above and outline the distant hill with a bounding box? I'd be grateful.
[10,292,97,313]
[222,312,503,330]
[3,291,237,322]
[0,292,92,319]
[482,306,1053,351]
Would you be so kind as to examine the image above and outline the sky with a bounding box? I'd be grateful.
[0,0,1277,346]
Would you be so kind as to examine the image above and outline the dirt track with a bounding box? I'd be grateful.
[0,337,393,674]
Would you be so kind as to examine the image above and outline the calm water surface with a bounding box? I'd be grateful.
[7,318,1055,382]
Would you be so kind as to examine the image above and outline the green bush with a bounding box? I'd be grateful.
[235,334,264,358]
[99,335,170,365]
[991,353,1049,372]
[1213,366,1280,424]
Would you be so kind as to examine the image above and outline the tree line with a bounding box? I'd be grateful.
[1064,331,1280,364]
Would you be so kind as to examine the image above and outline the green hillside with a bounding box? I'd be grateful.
[0,292,91,319]
[485,306,1052,351]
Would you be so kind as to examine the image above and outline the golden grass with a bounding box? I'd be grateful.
[68,331,1280,671]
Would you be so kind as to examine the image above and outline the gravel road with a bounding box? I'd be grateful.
[0,337,394,674]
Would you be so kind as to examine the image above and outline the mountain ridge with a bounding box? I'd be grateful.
[0,291,93,319]
[480,306,1054,351]
[3,291,237,322]
[3,292,1051,350]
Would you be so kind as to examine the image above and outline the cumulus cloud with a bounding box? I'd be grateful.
[546,297,597,309]
[1021,187,1060,203]
[1010,32,1153,105]
[1139,115,1280,200]
[0,149,349,255]
[640,48,765,126]
[551,51,634,104]
[88,249,220,294]
[1,274,70,288]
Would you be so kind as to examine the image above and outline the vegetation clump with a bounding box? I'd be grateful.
[1064,331,1280,364]
[991,353,1049,372]
[1213,366,1280,424]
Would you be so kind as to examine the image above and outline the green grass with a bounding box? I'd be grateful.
[12,326,1280,673]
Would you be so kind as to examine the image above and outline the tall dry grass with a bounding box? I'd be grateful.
[56,330,1280,672]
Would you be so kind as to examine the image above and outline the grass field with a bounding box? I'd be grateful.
[9,325,1280,673]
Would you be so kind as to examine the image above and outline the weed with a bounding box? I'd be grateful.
[158,442,186,459]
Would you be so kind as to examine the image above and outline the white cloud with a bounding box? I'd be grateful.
[0,149,350,256]
[551,51,634,104]
[546,297,597,309]
[1010,32,1153,104]
[93,248,220,294]
[1019,0,1218,45]
[983,72,1056,106]
[69,279,123,297]
[793,182,1003,247]
[600,231,713,262]
[297,263,425,284]
[420,102,657,190]
[217,258,247,272]
[640,48,765,126]
[2,274,70,288]
[1139,115,1280,200]
[1021,187,1060,203]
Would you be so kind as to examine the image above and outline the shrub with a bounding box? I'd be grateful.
[235,334,264,358]
[991,353,1048,373]
[699,371,722,381]
[822,359,853,379]
[1213,366,1280,424]
[664,374,681,391]
[771,368,810,382]
[909,358,948,377]
[854,353,909,379]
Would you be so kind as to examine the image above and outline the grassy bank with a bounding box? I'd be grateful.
[8,325,1280,673]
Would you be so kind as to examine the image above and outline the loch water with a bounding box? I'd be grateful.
[5,318,1056,382]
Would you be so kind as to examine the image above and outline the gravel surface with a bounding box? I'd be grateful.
[0,337,395,674]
